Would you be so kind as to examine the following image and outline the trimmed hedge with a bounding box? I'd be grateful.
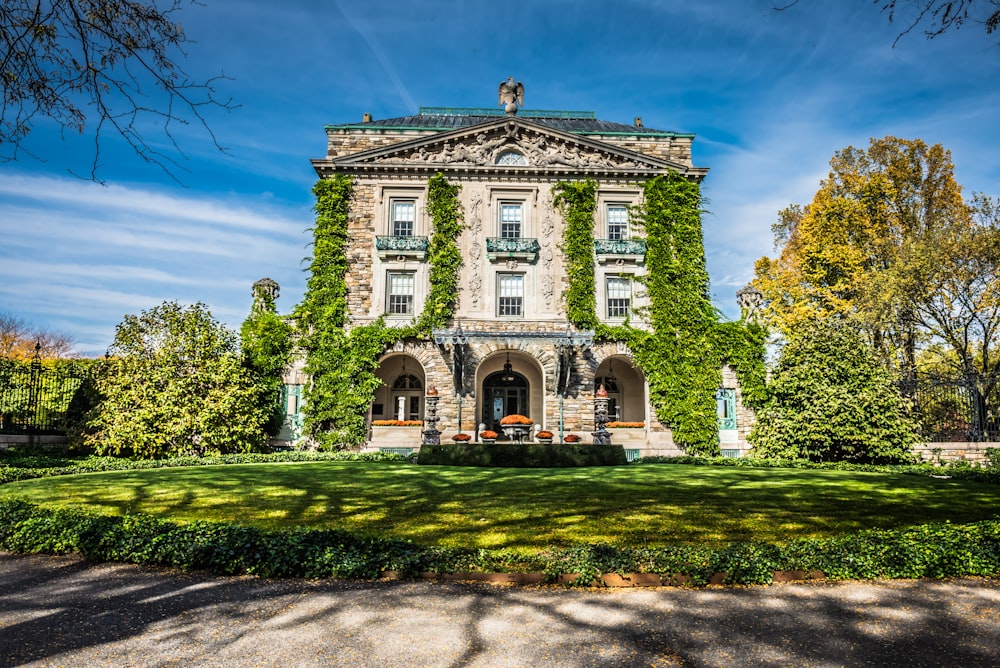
[1,499,997,586]
[417,443,628,467]
[636,455,1000,484]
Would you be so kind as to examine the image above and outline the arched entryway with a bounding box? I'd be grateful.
[373,354,425,422]
[475,350,544,435]
[482,369,529,432]
[594,356,645,423]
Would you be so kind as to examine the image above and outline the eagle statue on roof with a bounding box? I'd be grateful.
[498,77,525,115]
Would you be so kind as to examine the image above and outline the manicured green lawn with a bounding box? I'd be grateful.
[1,461,998,550]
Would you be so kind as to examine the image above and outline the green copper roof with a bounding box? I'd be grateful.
[418,107,597,119]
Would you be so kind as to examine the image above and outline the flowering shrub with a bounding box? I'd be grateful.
[606,421,644,428]
[452,433,471,442]
[479,430,498,440]
[500,414,533,426]
[564,434,581,443]
[536,431,554,439]
[372,420,422,427]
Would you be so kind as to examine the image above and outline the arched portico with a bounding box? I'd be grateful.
[475,350,546,432]
[373,353,426,422]
[593,354,646,423]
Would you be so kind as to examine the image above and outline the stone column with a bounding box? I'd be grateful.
[592,384,612,445]
[422,386,442,445]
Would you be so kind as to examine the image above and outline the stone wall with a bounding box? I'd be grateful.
[913,443,995,466]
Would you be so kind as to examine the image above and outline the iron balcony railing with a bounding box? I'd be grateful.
[485,237,540,262]
[375,235,429,252]
[594,238,647,256]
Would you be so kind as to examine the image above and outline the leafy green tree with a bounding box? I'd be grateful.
[86,301,267,457]
[241,279,293,437]
[755,137,971,374]
[750,320,919,463]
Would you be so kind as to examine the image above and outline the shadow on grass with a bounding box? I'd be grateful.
[2,462,1000,550]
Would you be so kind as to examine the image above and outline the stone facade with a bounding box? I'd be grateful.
[292,99,751,455]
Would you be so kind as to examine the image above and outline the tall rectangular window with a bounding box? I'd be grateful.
[499,202,522,238]
[391,200,415,237]
[607,276,631,318]
[387,272,415,315]
[497,273,524,317]
[607,205,629,240]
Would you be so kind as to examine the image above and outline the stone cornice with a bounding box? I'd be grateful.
[312,117,708,182]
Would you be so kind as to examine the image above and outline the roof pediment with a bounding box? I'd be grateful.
[313,117,705,179]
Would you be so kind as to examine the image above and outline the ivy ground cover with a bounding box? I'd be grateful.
[2,461,999,551]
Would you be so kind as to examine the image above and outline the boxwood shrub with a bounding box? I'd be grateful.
[417,443,628,467]
[2,499,997,586]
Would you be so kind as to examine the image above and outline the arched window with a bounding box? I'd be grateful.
[496,150,527,166]
[393,374,423,390]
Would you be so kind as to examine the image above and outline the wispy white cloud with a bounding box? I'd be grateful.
[334,0,417,112]
[0,174,309,354]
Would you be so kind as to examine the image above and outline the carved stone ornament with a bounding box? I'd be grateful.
[251,278,280,314]
[373,127,648,171]
[736,284,765,323]
[498,76,525,115]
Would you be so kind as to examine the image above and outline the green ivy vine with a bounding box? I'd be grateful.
[296,173,463,448]
[553,180,598,330]
[417,174,464,332]
[558,173,766,455]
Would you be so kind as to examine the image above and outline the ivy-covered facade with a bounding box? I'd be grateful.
[286,93,764,455]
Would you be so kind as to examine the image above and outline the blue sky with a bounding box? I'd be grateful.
[2,0,998,356]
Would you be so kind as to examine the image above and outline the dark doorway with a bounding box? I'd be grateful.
[482,369,529,434]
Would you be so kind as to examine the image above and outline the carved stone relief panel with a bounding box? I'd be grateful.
[539,189,556,309]
[468,191,484,307]
[368,126,651,171]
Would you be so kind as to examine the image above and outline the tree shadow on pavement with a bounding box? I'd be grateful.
[1,552,998,667]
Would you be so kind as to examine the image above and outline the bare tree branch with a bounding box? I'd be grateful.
[0,0,236,182]
[773,0,1000,46]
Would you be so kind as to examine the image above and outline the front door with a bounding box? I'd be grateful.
[482,370,528,434]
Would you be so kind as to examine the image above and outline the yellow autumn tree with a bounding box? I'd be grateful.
[754,137,970,373]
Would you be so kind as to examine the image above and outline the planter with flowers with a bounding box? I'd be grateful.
[499,414,533,443]
[535,430,554,444]
[563,433,581,443]
[479,429,498,444]
[452,433,471,443]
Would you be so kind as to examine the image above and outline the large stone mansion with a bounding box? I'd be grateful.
[279,81,755,457]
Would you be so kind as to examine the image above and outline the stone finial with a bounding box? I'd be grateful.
[251,278,280,314]
[736,284,764,324]
[498,76,524,116]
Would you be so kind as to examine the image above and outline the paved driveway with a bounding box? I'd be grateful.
[2,552,999,667]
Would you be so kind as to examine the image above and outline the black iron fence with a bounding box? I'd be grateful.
[899,373,1000,442]
[0,357,95,434]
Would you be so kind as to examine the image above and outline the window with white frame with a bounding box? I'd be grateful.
[499,202,523,238]
[607,276,631,318]
[497,273,524,317]
[391,200,416,236]
[386,271,415,315]
[607,204,629,240]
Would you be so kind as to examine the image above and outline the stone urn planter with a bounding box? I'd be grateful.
[479,430,498,445]
[501,425,532,443]
[536,430,554,444]
[499,415,533,443]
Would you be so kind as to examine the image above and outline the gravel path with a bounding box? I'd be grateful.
[2,552,999,667]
